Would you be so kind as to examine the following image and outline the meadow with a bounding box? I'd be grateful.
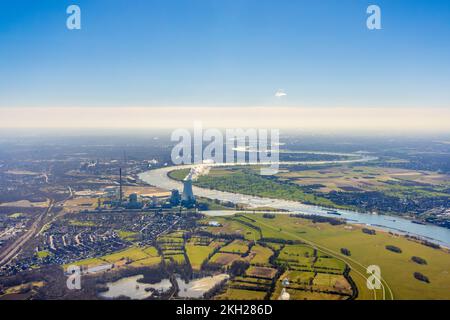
[186,238,223,271]
[233,213,450,300]
[63,245,161,269]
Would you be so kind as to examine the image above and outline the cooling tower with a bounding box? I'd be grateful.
[181,178,195,203]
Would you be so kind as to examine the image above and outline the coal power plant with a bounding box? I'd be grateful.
[181,172,196,207]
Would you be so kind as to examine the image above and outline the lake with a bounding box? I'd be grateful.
[99,275,172,300]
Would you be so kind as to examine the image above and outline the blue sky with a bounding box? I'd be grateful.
[0,0,450,108]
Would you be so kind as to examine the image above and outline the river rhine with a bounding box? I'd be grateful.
[139,158,450,247]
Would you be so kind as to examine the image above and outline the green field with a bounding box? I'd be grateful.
[220,240,249,254]
[116,230,140,241]
[186,241,219,271]
[130,256,162,267]
[217,288,267,300]
[63,246,161,269]
[68,220,95,227]
[249,245,273,265]
[282,270,315,284]
[102,246,149,262]
[157,231,187,265]
[203,216,261,240]
[63,257,105,269]
[278,245,314,259]
[218,213,450,300]
[36,251,51,259]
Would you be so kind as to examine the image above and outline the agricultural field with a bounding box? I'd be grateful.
[61,198,98,213]
[0,199,49,208]
[64,257,106,269]
[128,247,161,267]
[246,266,278,279]
[68,220,96,227]
[36,251,51,259]
[121,186,170,198]
[157,231,187,265]
[272,286,347,300]
[209,252,242,266]
[276,165,450,194]
[216,288,267,300]
[116,230,140,241]
[219,240,249,254]
[215,213,450,300]
[186,237,225,271]
[0,281,46,300]
[248,245,273,265]
[216,266,277,300]
[202,216,261,240]
[102,246,150,263]
[272,269,352,300]
[32,207,450,300]
[63,245,161,269]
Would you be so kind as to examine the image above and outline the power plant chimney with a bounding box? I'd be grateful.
[119,168,123,203]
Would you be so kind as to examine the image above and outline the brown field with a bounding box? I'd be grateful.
[62,198,98,212]
[0,200,49,208]
[248,245,274,265]
[4,170,40,176]
[122,186,170,198]
[275,289,346,300]
[210,252,242,266]
[246,266,277,279]
[217,288,267,300]
[276,165,450,193]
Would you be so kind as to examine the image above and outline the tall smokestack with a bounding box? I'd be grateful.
[119,168,123,203]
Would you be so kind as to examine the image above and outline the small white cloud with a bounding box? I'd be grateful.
[275,89,287,98]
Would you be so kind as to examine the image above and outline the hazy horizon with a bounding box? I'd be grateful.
[1,106,450,134]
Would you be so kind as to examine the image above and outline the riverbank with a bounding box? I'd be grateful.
[139,164,450,247]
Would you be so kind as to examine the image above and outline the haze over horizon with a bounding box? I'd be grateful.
[1,106,450,133]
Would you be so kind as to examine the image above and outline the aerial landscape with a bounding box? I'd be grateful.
[0,0,449,303]
[0,133,449,300]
